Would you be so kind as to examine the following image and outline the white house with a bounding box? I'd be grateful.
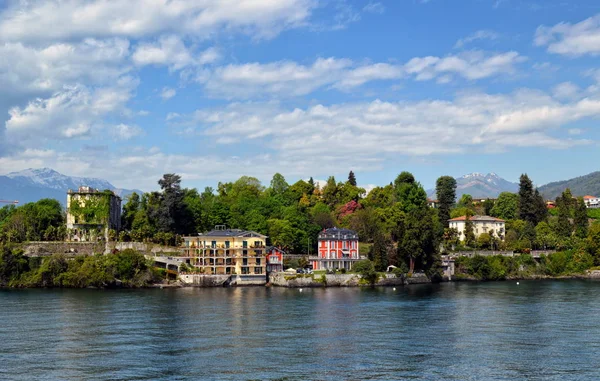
[448,215,506,241]
[583,195,600,208]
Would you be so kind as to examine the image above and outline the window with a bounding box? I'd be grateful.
[243,250,248,255]
[254,267,263,274]
[243,258,248,266]
[256,258,261,265]
[254,241,262,247]
[255,250,262,255]
[225,241,230,248]
[211,241,216,248]
[243,241,248,248]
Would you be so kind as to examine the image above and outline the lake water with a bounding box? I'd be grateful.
[2,281,600,380]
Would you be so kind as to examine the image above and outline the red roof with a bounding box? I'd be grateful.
[448,215,505,222]
[583,195,598,200]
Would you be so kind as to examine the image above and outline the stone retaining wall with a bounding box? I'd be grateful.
[179,274,230,287]
[269,272,410,287]
[22,241,180,256]
[23,241,105,256]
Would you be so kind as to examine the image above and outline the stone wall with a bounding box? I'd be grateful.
[179,274,230,287]
[107,242,181,255]
[269,272,409,287]
[23,241,105,256]
[22,241,182,257]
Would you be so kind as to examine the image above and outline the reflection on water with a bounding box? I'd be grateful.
[2,281,600,380]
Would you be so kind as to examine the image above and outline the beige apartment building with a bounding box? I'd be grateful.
[181,226,267,275]
[448,215,506,241]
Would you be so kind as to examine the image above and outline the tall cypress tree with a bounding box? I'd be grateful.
[555,189,574,239]
[464,209,476,247]
[436,176,457,228]
[533,188,548,225]
[518,174,536,224]
[574,197,589,239]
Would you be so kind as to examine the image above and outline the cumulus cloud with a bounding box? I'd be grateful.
[535,14,600,56]
[132,35,219,71]
[0,38,131,100]
[170,88,598,165]
[0,0,316,42]
[5,77,137,145]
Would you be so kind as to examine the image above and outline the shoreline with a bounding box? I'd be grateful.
[3,271,600,290]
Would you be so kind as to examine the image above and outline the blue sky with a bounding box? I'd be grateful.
[1,0,599,192]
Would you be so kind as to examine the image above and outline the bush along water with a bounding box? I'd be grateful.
[0,245,161,288]
[454,250,596,281]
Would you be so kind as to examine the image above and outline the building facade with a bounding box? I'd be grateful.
[583,195,600,208]
[66,186,121,241]
[181,226,267,276]
[448,215,506,241]
[266,247,285,273]
[310,227,360,271]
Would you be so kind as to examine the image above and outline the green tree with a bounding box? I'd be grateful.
[270,173,289,196]
[121,192,140,230]
[574,197,589,239]
[518,174,536,224]
[436,175,457,228]
[322,176,339,208]
[535,221,557,250]
[369,231,389,272]
[464,209,476,247]
[587,223,600,265]
[477,232,492,249]
[491,192,518,220]
[348,171,357,186]
[555,189,574,239]
[483,199,495,216]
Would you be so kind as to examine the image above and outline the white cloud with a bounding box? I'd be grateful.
[0,38,131,99]
[160,87,177,100]
[0,0,316,42]
[110,123,144,141]
[170,88,598,166]
[568,128,583,135]
[535,14,600,56]
[363,2,385,14]
[455,30,499,48]
[5,77,137,145]
[405,51,525,82]
[552,82,581,100]
[196,51,523,98]
[132,35,219,71]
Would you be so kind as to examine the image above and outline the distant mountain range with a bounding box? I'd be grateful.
[538,171,600,200]
[0,168,141,206]
[428,173,519,200]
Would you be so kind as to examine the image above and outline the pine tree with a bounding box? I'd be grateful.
[348,171,357,186]
[308,177,315,194]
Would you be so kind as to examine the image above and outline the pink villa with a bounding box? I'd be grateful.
[310,227,360,271]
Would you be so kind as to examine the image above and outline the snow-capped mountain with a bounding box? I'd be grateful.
[0,168,141,205]
[428,173,519,199]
